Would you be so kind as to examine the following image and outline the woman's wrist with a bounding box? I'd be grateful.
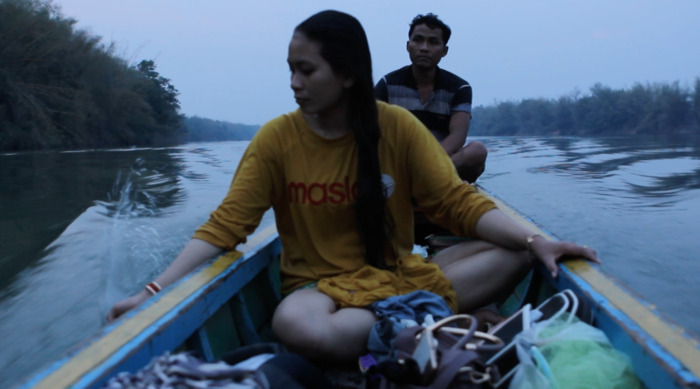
[525,234,543,259]
[145,281,162,296]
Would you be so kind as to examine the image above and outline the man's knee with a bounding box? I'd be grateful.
[464,140,488,163]
[453,141,488,182]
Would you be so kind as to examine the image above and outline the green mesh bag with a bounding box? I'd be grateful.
[510,312,641,389]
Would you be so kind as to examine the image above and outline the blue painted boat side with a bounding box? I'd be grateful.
[20,231,282,389]
[482,188,700,388]
[550,263,700,388]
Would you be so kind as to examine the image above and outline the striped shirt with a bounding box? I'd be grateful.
[375,65,472,140]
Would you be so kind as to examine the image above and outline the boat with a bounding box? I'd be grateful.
[18,187,700,388]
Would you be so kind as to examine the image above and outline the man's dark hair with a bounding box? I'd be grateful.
[409,13,451,44]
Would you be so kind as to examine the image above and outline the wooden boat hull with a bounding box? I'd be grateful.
[19,190,700,388]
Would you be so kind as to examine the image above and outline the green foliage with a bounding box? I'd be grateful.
[0,0,185,151]
[183,116,259,142]
[471,79,700,137]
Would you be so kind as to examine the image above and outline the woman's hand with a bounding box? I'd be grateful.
[105,239,224,323]
[529,235,600,278]
[106,290,151,323]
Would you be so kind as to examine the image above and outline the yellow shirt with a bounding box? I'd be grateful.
[193,101,496,310]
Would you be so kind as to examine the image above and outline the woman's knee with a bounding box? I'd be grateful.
[440,246,533,311]
[484,248,533,278]
[271,290,331,349]
[271,292,375,360]
[432,240,498,269]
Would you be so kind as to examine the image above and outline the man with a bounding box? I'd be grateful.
[375,13,487,184]
[376,13,488,247]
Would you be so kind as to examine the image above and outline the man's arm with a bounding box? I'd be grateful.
[440,111,470,156]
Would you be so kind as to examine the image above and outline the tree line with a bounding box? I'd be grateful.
[471,80,700,137]
[183,116,259,142]
[0,0,257,152]
[3,0,698,152]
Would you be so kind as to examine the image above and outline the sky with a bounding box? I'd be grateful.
[55,0,700,126]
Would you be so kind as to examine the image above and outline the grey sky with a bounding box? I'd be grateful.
[57,0,700,126]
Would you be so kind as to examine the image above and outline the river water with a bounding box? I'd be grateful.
[1,136,699,387]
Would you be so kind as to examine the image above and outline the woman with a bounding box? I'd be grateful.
[108,10,598,363]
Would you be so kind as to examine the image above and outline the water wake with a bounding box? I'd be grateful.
[97,158,187,318]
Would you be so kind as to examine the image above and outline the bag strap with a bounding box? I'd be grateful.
[374,326,425,384]
[440,327,504,353]
[393,326,426,359]
[378,315,493,387]
[428,314,478,337]
[429,315,487,389]
[431,348,481,389]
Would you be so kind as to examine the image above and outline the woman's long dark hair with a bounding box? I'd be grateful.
[295,10,392,268]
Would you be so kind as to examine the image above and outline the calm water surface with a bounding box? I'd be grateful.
[1,136,699,387]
